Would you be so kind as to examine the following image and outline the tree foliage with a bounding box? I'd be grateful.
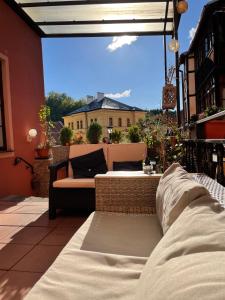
[45,92,85,122]
[86,122,102,144]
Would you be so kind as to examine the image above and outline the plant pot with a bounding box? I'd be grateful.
[36,148,50,159]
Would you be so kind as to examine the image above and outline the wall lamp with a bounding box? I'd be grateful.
[27,128,37,142]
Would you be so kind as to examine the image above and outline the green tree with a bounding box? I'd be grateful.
[128,125,141,143]
[86,122,102,144]
[45,92,85,122]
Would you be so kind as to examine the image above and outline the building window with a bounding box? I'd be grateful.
[0,62,6,151]
[95,118,97,122]
[71,122,74,130]
[77,121,79,129]
[68,122,70,128]
[118,118,122,127]
[109,117,113,127]
[80,120,83,129]
[127,118,131,127]
[91,119,93,124]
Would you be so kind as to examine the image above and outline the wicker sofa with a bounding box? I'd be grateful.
[49,143,146,219]
[26,164,225,300]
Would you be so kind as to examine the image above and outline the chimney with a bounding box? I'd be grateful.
[86,95,94,104]
[97,92,104,101]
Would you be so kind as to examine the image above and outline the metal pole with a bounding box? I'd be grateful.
[173,0,181,126]
[163,0,169,84]
[163,35,168,84]
[179,69,185,125]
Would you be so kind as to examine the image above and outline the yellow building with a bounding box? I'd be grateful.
[63,93,146,139]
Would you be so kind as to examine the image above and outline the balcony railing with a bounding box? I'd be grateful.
[183,139,225,186]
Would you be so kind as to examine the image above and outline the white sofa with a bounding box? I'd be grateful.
[26,164,225,300]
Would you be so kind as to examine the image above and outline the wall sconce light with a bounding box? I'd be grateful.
[168,39,180,53]
[176,1,188,14]
[27,128,37,142]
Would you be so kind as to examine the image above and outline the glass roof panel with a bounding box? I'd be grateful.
[11,0,176,36]
[23,3,173,22]
[40,22,173,35]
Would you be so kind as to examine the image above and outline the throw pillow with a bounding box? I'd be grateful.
[156,163,210,234]
[113,160,143,171]
[70,148,108,178]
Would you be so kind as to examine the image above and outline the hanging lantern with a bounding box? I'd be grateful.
[168,39,180,53]
[176,0,188,14]
[162,84,177,110]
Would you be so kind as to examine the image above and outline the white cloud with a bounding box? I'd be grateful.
[106,89,131,99]
[107,36,138,52]
[189,26,197,43]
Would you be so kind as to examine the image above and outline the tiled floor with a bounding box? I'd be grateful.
[0,196,86,300]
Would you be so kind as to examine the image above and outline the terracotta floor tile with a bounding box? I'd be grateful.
[12,245,64,273]
[0,214,44,226]
[0,204,21,214]
[0,271,42,300]
[0,227,52,245]
[0,244,33,270]
[40,227,76,246]
[28,212,61,227]
[13,205,48,214]
[57,216,86,228]
[0,226,19,241]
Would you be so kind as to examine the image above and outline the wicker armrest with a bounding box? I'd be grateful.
[95,174,161,214]
[49,159,69,187]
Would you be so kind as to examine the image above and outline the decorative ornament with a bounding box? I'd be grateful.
[162,84,177,110]
[176,0,188,14]
[168,39,180,53]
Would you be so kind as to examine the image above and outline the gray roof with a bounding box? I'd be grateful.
[66,97,144,116]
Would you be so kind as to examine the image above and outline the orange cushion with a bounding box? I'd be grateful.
[53,177,95,188]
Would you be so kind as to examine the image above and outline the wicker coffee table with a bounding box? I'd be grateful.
[95,171,161,214]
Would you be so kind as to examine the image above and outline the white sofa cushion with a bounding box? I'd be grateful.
[136,194,225,300]
[53,177,95,188]
[25,212,148,300]
[81,212,162,257]
[156,163,209,233]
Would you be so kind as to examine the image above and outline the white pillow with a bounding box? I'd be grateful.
[156,163,209,234]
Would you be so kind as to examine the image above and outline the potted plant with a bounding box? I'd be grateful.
[36,105,55,159]
[128,125,141,143]
[60,126,73,146]
[204,105,219,117]
[86,122,102,144]
[111,129,122,144]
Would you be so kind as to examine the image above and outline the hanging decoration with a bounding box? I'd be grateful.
[162,67,177,110]
[168,38,180,53]
[176,0,189,14]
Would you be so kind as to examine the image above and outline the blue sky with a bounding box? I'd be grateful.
[42,0,209,109]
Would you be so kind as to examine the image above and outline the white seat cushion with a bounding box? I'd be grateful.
[136,195,225,300]
[53,177,95,188]
[25,212,148,300]
[81,212,162,257]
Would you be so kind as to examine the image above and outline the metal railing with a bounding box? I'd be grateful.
[183,139,225,186]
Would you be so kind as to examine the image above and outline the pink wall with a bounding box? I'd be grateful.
[0,2,44,197]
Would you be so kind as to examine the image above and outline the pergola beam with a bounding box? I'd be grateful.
[37,18,173,26]
[43,31,173,38]
[20,0,171,8]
